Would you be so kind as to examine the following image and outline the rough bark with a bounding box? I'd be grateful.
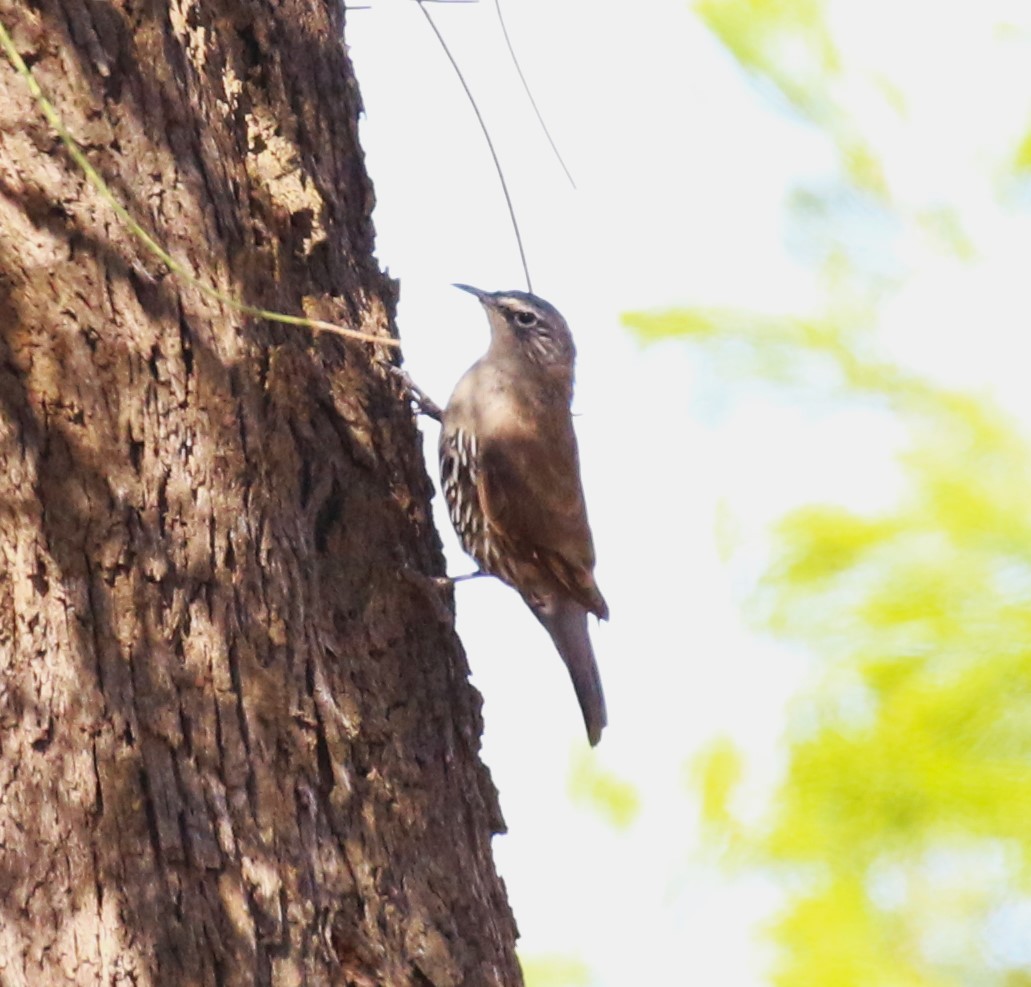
[0,1,520,984]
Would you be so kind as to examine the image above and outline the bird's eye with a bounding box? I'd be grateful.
[514,310,538,328]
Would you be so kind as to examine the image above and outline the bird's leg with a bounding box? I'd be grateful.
[383,364,443,422]
[398,567,490,624]
[447,569,488,584]
[421,569,488,591]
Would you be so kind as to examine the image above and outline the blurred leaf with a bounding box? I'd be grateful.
[1015,128,1031,174]
[622,307,724,345]
[695,0,889,199]
[567,749,641,832]
[915,208,977,261]
[664,303,1031,981]
[691,736,743,829]
[644,1,1031,982]
[769,875,933,987]
[520,954,592,987]
[714,499,741,563]
[771,508,896,584]
[695,0,840,123]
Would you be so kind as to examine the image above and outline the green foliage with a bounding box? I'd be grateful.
[567,748,641,832]
[692,736,744,833]
[695,0,841,119]
[520,954,592,987]
[1016,129,1031,173]
[632,307,1031,985]
[695,0,887,195]
[624,0,1031,983]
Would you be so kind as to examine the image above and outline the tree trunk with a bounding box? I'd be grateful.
[0,1,520,984]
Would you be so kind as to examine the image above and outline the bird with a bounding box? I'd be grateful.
[438,283,608,745]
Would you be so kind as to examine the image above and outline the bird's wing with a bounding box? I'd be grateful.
[477,428,608,619]
[439,425,482,554]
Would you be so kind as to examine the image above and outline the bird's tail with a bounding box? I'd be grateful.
[533,597,607,746]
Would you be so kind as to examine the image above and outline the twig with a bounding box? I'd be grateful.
[415,0,533,292]
[493,0,575,189]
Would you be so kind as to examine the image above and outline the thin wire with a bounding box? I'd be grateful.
[0,17,399,349]
[493,0,575,189]
[415,0,533,292]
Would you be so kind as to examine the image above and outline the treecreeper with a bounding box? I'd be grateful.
[439,284,608,745]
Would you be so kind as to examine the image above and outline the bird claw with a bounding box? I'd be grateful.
[383,364,444,421]
[398,567,454,624]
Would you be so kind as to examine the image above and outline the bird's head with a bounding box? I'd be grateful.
[454,284,576,378]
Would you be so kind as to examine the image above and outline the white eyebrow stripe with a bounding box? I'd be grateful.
[500,306,546,328]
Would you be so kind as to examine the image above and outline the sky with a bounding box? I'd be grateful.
[346,2,1031,983]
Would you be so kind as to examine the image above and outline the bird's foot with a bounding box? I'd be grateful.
[383,364,443,421]
[400,567,487,592]
[398,567,489,624]
[398,567,453,624]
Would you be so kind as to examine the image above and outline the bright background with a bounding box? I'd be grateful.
[349,3,1031,984]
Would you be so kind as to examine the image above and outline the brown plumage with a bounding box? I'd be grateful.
[440,285,608,745]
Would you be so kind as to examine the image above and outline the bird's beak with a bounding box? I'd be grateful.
[453,283,492,304]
